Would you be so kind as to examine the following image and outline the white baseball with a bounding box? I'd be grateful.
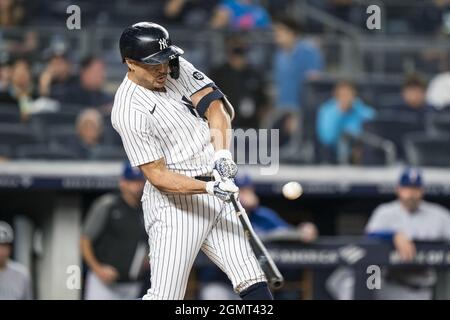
[282,181,303,200]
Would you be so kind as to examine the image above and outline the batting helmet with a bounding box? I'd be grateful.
[0,221,13,244]
[119,22,184,78]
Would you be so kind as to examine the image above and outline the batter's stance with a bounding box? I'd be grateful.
[112,22,272,300]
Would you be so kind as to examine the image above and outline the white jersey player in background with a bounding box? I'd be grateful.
[111,22,272,300]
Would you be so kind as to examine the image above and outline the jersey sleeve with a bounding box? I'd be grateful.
[177,57,215,97]
[113,107,164,167]
[82,194,116,242]
[22,271,33,300]
[365,205,395,234]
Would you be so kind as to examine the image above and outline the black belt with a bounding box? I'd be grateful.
[195,175,214,182]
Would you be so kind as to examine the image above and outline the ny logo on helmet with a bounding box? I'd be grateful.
[159,38,168,50]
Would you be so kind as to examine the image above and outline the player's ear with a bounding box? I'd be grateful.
[125,59,135,72]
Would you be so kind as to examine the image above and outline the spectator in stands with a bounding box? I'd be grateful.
[269,16,324,152]
[210,34,268,129]
[316,80,375,163]
[38,52,76,103]
[272,15,324,112]
[72,108,104,159]
[366,168,450,300]
[0,221,33,300]
[0,54,12,92]
[385,74,434,130]
[0,59,37,121]
[81,161,148,300]
[0,0,24,26]
[199,174,318,300]
[164,0,219,27]
[211,0,271,30]
[0,0,38,59]
[64,56,112,111]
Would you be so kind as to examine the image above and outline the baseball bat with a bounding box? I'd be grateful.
[230,194,284,289]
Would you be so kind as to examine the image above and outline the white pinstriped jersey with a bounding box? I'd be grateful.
[112,56,266,299]
[111,58,215,198]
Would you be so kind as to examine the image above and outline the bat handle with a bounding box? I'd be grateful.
[230,194,241,212]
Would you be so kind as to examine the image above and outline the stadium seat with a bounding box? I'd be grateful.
[15,144,79,160]
[404,134,450,167]
[30,111,78,127]
[0,144,12,159]
[46,125,78,145]
[90,145,127,160]
[0,107,21,123]
[0,123,37,145]
[363,116,424,161]
[62,104,92,113]
[428,113,450,135]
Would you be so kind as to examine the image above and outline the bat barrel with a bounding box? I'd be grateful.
[231,195,285,290]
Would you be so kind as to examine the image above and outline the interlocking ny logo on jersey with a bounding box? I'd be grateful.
[159,38,168,50]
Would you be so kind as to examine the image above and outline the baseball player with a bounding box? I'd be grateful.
[366,168,450,300]
[111,22,271,300]
[0,221,33,300]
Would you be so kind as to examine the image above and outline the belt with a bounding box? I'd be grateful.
[195,175,214,182]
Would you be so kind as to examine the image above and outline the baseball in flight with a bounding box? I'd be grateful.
[282,181,303,200]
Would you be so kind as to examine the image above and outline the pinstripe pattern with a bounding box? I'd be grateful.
[142,185,265,300]
[112,57,266,300]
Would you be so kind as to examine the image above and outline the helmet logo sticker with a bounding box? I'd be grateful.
[159,38,168,50]
[193,71,204,80]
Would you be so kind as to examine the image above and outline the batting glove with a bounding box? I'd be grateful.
[213,149,238,179]
[206,178,239,202]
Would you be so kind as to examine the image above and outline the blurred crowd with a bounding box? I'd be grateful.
[0,0,449,165]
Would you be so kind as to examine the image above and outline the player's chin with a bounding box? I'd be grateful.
[154,77,167,88]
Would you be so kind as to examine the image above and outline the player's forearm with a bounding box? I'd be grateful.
[206,100,232,150]
[80,236,102,271]
[152,171,207,194]
[140,162,207,194]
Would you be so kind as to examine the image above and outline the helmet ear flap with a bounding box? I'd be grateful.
[168,57,180,79]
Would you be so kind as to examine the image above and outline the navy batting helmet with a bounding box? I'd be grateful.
[119,22,184,78]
